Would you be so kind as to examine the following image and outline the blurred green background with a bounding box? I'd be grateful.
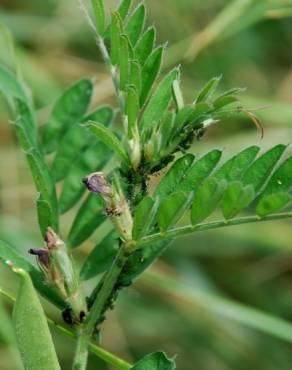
[1,0,292,369]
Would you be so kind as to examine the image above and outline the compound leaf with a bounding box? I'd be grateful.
[191,178,226,225]
[42,79,93,154]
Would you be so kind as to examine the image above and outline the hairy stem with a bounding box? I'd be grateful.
[96,35,125,112]
[139,212,292,247]
[73,328,89,370]
[73,246,128,370]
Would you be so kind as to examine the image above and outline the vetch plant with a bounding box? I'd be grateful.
[0,0,292,369]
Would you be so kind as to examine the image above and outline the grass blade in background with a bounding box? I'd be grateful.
[144,269,292,344]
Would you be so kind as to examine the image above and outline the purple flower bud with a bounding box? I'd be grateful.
[29,248,50,269]
[82,172,112,195]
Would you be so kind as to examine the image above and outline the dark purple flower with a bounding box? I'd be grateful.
[82,172,112,195]
[29,248,50,269]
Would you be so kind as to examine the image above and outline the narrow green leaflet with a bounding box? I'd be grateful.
[117,0,132,20]
[222,181,255,220]
[195,76,221,103]
[242,144,286,194]
[13,270,61,370]
[125,3,145,46]
[42,79,93,154]
[214,146,260,181]
[80,231,119,280]
[58,142,109,214]
[51,106,113,182]
[213,95,239,109]
[131,351,175,370]
[155,154,195,198]
[172,79,184,111]
[135,26,156,66]
[261,155,292,196]
[256,192,292,217]
[26,150,58,218]
[140,46,164,106]
[0,241,65,309]
[51,125,92,182]
[13,103,58,234]
[191,178,226,225]
[68,193,106,248]
[158,192,193,233]
[111,12,123,66]
[119,34,130,90]
[36,196,55,238]
[0,63,27,102]
[141,67,179,132]
[126,85,139,138]
[132,196,160,240]
[87,121,129,163]
[129,60,141,93]
[91,0,106,36]
[15,99,37,147]
[13,120,58,228]
[158,111,175,152]
[178,149,222,192]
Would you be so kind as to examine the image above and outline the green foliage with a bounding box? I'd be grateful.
[13,270,61,370]
[155,154,195,198]
[140,46,164,106]
[256,192,292,217]
[42,79,93,154]
[132,196,159,240]
[125,3,145,46]
[141,68,179,132]
[126,85,139,138]
[51,106,114,182]
[135,26,156,66]
[87,120,129,163]
[158,191,193,233]
[80,231,119,280]
[91,0,106,36]
[1,1,292,370]
[222,182,255,220]
[68,194,106,248]
[0,63,28,102]
[131,351,175,370]
[58,141,110,213]
[0,241,65,309]
[191,178,226,225]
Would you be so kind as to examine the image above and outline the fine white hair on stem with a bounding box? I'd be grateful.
[77,0,96,33]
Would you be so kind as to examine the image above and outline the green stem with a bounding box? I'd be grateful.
[72,328,89,370]
[139,212,292,247]
[73,247,128,370]
[0,287,132,370]
[96,35,125,112]
[86,246,128,332]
